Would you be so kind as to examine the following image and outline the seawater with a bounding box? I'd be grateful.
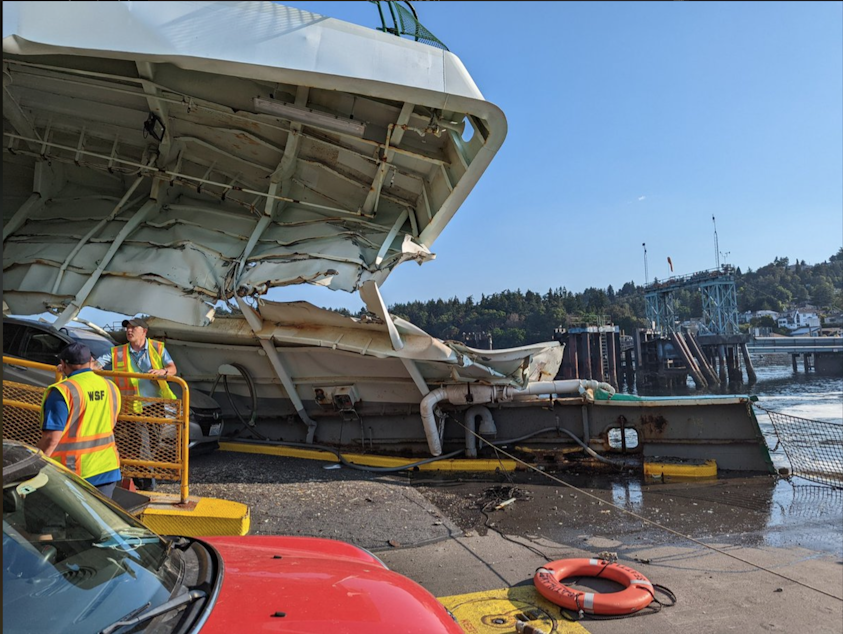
[747,365,842,475]
[747,365,843,424]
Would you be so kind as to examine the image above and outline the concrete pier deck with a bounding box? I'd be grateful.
[163,450,843,634]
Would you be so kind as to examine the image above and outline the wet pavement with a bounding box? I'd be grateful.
[162,449,843,633]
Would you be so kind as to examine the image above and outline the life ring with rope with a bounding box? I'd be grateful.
[534,558,654,616]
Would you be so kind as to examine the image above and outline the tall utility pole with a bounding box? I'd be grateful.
[642,242,649,285]
[712,215,720,269]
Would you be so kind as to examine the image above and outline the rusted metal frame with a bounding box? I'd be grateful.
[52,198,163,329]
[363,102,414,215]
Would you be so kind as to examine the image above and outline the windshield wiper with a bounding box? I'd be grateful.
[95,528,162,550]
[99,590,206,634]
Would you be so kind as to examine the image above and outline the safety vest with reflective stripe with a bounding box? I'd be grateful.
[111,339,176,413]
[40,371,121,479]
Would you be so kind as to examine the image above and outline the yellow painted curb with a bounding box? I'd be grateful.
[439,586,590,634]
[219,441,518,472]
[644,458,717,479]
[140,493,251,536]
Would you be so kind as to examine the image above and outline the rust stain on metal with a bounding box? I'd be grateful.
[234,132,260,146]
[639,413,668,436]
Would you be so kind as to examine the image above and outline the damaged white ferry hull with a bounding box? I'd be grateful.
[2,1,774,473]
[141,304,774,473]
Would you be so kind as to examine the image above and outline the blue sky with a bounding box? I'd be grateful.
[269,1,843,313]
[74,1,843,324]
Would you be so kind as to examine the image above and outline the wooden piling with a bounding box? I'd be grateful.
[792,354,798,372]
[686,333,720,387]
[671,332,707,388]
[726,347,739,383]
[718,345,727,383]
[607,332,618,389]
[740,343,757,384]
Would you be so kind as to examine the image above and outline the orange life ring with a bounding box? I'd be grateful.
[533,558,654,616]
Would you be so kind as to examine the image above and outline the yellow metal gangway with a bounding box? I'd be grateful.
[2,355,191,503]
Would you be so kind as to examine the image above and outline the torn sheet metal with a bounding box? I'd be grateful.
[144,300,564,394]
[2,1,505,326]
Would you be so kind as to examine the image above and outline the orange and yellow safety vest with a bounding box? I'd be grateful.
[111,339,176,413]
[40,371,121,479]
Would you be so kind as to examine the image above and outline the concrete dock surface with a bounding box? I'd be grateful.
[165,449,843,634]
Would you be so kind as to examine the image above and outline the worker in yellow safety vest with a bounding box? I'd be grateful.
[95,316,177,491]
[38,343,122,498]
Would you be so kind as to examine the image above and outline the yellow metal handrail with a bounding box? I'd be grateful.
[2,355,191,502]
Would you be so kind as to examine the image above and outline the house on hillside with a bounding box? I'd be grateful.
[740,309,780,324]
[777,309,821,336]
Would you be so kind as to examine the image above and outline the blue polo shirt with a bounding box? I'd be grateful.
[96,341,173,399]
[43,368,121,486]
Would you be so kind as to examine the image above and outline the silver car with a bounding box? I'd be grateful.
[2,317,223,453]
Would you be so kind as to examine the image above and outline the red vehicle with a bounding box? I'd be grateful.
[2,441,463,634]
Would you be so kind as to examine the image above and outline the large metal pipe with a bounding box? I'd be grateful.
[464,405,495,458]
[419,380,615,456]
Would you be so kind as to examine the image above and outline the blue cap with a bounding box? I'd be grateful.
[58,343,92,365]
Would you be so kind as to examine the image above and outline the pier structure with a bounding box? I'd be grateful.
[553,322,627,390]
[642,265,756,388]
[748,336,843,375]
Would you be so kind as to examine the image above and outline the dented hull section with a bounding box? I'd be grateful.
[2,2,775,473]
[3,1,505,326]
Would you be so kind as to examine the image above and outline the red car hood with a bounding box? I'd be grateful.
[199,536,463,634]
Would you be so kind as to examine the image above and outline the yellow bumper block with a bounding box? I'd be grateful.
[139,492,251,536]
[219,441,518,472]
[438,586,589,634]
[644,458,717,480]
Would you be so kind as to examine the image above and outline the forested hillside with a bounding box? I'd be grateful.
[386,249,843,347]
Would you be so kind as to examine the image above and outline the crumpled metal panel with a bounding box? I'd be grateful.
[2,1,505,327]
[146,300,564,388]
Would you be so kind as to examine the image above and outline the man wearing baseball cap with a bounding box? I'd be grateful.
[38,343,122,497]
[95,316,177,490]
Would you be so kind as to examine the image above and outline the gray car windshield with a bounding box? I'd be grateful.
[65,329,115,360]
[3,447,181,634]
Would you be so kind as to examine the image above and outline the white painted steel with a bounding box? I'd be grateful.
[2,1,506,325]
